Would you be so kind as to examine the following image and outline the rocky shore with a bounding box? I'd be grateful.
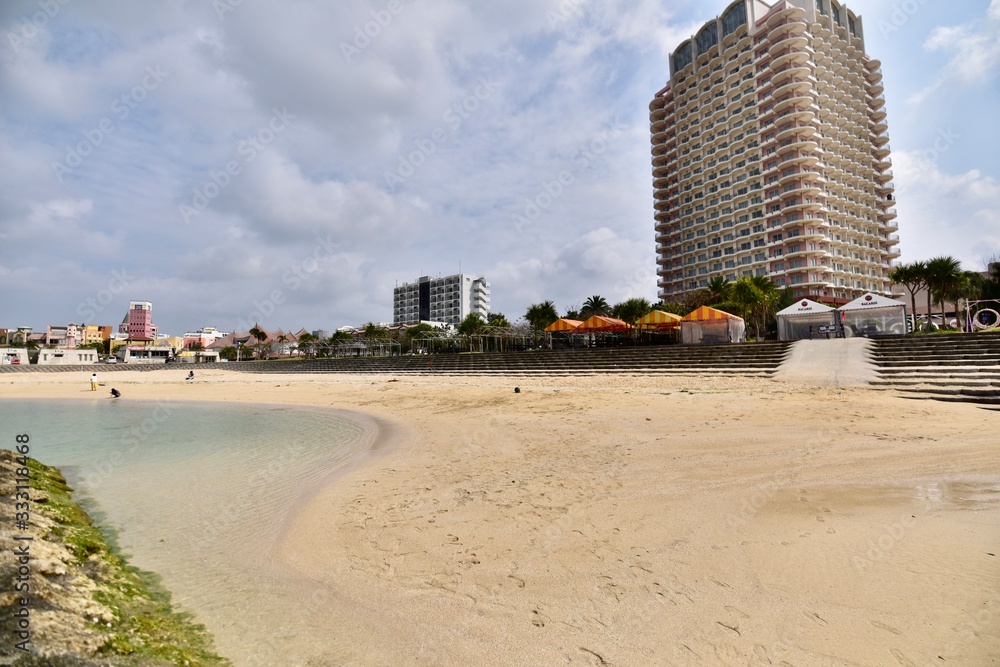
[0,448,230,666]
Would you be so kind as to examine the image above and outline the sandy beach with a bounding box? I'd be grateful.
[2,367,998,666]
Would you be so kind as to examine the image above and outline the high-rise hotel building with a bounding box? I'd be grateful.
[393,274,491,326]
[650,0,899,304]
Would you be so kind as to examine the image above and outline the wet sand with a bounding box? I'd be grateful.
[1,368,998,665]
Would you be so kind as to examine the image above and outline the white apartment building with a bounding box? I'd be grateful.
[651,0,899,305]
[393,274,491,326]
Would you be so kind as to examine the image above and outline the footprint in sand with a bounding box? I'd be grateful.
[804,611,828,626]
[531,609,549,627]
[890,648,916,666]
[870,620,902,635]
[753,644,772,664]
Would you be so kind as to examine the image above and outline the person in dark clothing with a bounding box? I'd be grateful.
[109,388,121,399]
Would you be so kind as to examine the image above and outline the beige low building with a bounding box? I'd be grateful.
[36,348,100,365]
[0,348,29,365]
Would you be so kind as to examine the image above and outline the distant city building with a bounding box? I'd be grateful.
[118,300,158,341]
[183,326,229,349]
[393,274,491,326]
[651,0,899,305]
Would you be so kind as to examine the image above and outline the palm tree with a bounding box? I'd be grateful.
[296,332,317,358]
[944,271,986,330]
[729,278,763,335]
[888,261,927,329]
[248,325,267,359]
[925,256,963,329]
[612,297,652,328]
[487,312,511,328]
[524,301,559,334]
[276,333,289,357]
[580,295,610,319]
[458,313,486,338]
[706,277,732,305]
[748,275,780,338]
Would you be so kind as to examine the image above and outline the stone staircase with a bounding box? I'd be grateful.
[222,342,793,376]
[868,333,1000,407]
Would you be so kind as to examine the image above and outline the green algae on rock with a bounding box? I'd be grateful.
[0,449,232,666]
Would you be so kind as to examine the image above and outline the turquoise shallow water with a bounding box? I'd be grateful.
[0,398,377,665]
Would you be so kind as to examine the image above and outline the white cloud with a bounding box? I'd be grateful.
[893,150,1000,269]
[908,1,1000,104]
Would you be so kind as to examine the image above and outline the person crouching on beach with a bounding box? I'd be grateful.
[109,388,121,399]
[91,373,99,391]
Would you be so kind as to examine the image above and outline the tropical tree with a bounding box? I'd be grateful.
[275,334,289,357]
[296,332,317,358]
[580,295,611,319]
[248,325,268,359]
[524,301,559,334]
[944,271,986,329]
[612,297,653,328]
[219,346,238,362]
[563,305,581,320]
[458,313,486,338]
[487,312,511,328]
[726,275,779,339]
[888,261,928,327]
[654,301,687,316]
[364,322,388,339]
[925,256,963,329]
[705,277,732,305]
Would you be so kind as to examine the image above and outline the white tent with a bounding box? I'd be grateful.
[838,293,908,337]
[776,299,838,341]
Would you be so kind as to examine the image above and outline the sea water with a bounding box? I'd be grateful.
[0,398,376,664]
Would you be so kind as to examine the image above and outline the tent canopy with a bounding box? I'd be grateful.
[637,310,682,330]
[777,298,835,316]
[544,318,583,333]
[839,292,906,311]
[681,305,743,322]
[575,315,632,332]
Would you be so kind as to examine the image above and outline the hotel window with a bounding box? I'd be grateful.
[815,0,823,14]
[832,3,841,26]
[722,2,747,37]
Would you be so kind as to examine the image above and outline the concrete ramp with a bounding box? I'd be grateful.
[773,338,876,387]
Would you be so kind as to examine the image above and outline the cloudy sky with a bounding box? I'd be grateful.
[1,0,997,335]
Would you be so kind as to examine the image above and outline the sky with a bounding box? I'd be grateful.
[1,0,998,336]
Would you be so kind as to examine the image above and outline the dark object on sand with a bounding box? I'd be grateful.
[110,388,121,399]
[514,387,520,393]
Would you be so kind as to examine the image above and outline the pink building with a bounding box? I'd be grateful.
[118,301,158,340]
